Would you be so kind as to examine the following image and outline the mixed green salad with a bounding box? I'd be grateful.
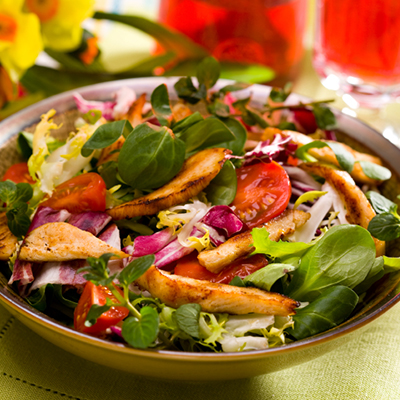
[1,57,400,353]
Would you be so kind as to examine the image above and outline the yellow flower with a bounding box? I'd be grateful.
[26,0,94,51]
[0,0,42,80]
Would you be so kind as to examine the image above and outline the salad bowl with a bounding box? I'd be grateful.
[0,77,399,381]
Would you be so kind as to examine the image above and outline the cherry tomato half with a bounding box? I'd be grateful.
[74,281,129,335]
[2,162,34,184]
[230,161,291,229]
[174,253,268,284]
[41,173,106,213]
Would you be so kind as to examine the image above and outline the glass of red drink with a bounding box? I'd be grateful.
[313,0,400,109]
[158,0,308,86]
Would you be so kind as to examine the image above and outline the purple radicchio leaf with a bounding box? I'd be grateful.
[201,205,248,246]
[67,211,111,236]
[28,206,71,233]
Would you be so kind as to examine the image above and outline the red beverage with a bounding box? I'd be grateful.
[313,0,400,107]
[158,0,307,86]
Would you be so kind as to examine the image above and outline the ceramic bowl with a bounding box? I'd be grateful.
[0,78,399,381]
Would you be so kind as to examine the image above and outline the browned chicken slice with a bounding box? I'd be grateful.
[19,222,128,262]
[261,129,382,185]
[0,212,18,260]
[136,265,299,316]
[300,163,385,256]
[172,102,192,122]
[198,209,310,274]
[108,147,231,220]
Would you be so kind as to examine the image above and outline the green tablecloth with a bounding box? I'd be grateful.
[1,301,400,400]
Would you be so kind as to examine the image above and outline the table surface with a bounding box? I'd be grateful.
[2,9,400,400]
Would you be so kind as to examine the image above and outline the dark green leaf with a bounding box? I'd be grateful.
[243,263,296,291]
[276,121,297,131]
[353,256,385,294]
[232,98,268,128]
[97,161,120,189]
[269,83,292,103]
[6,202,31,239]
[368,213,400,241]
[219,82,251,94]
[118,123,186,189]
[81,120,133,157]
[216,117,247,156]
[151,84,172,126]
[179,117,235,154]
[207,98,230,117]
[219,62,275,83]
[204,160,237,205]
[79,253,114,285]
[17,131,33,160]
[174,77,201,104]
[84,299,114,327]
[287,285,358,340]
[382,256,400,273]
[175,303,201,338]
[196,56,220,90]
[312,105,337,130]
[358,160,392,181]
[25,285,48,312]
[118,255,155,286]
[286,225,376,302]
[15,183,33,203]
[122,307,159,349]
[0,181,17,204]
[172,111,203,133]
[365,191,397,214]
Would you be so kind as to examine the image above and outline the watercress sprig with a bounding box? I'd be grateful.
[79,253,159,349]
[0,180,34,239]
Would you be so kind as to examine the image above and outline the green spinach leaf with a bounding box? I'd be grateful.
[175,303,201,338]
[151,83,173,126]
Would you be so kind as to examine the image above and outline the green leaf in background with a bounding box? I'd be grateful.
[0,92,45,121]
[150,84,173,126]
[122,307,159,349]
[232,97,268,128]
[196,56,220,91]
[81,120,133,157]
[175,303,201,338]
[174,76,204,104]
[287,285,359,340]
[204,160,237,205]
[118,123,186,189]
[269,83,292,103]
[207,98,230,118]
[118,255,155,286]
[358,160,392,181]
[365,191,398,214]
[93,12,208,59]
[312,104,337,130]
[368,213,400,241]
[219,82,251,94]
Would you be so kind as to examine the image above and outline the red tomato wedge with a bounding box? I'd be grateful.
[230,161,291,229]
[174,253,268,284]
[41,173,106,213]
[2,162,34,184]
[74,282,129,335]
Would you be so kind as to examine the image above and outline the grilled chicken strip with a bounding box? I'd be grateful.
[0,212,18,260]
[108,147,231,220]
[19,222,128,262]
[300,163,385,256]
[261,129,382,185]
[198,209,310,274]
[136,265,299,315]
